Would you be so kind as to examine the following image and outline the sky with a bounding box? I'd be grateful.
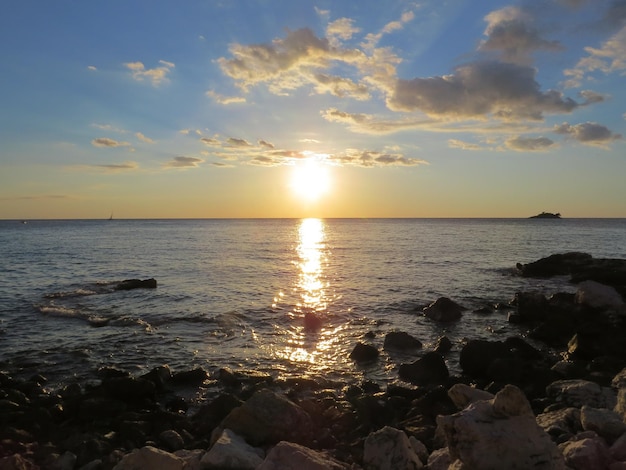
[1,0,625,219]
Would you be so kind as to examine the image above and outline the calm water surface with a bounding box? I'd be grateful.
[1,218,625,395]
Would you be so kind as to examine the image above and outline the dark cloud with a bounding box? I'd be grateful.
[328,149,428,167]
[388,61,578,120]
[258,139,275,149]
[226,137,251,147]
[579,90,606,104]
[554,121,623,145]
[200,137,220,146]
[506,136,555,151]
[91,137,131,148]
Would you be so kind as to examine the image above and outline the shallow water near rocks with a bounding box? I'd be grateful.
[1,218,625,394]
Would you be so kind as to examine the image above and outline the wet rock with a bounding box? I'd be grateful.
[257,441,348,470]
[173,449,204,470]
[112,446,183,470]
[363,426,423,469]
[433,335,452,354]
[423,297,464,322]
[349,342,379,363]
[459,339,509,378]
[115,278,157,290]
[581,405,626,443]
[201,429,264,469]
[171,368,208,386]
[159,429,185,452]
[516,252,593,277]
[383,331,422,351]
[426,448,452,470]
[215,389,313,446]
[511,291,549,322]
[399,352,449,385]
[546,379,617,408]
[142,365,172,389]
[102,376,156,402]
[559,433,611,470]
[437,384,566,469]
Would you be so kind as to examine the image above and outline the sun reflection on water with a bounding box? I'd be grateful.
[296,218,327,314]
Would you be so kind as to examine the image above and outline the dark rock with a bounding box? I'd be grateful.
[516,252,593,277]
[434,335,453,354]
[383,331,422,351]
[423,297,464,322]
[142,365,172,389]
[115,278,157,290]
[101,376,156,402]
[171,368,208,386]
[304,311,323,331]
[349,342,379,363]
[459,340,509,378]
[192,393,243,436]
[399,352,449,385]
[511,291,549,322]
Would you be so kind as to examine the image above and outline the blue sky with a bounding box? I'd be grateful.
[1,0,625,218]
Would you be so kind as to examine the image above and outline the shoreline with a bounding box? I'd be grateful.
[2,252,626,469]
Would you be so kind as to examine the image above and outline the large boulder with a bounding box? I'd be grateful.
[447,383,494,410]
[383,331,422,351]
[546,380,617,409]
[112,446,184,470]
[201,429,264,469]
[363,426,423,469]
[516,252,593,277]
[349,342,379,362]
[580,406,626,443]
[423,297,464,322]
[257,441,348,470]
[459,339,509,378]
[399,352,449,385]
[437,384,566,469]
[215,389,313,446]
[575,280,624,310]
[558,433,612,470]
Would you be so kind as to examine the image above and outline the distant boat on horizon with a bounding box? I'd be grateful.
[529,212,561,219]
[108,213,113,220]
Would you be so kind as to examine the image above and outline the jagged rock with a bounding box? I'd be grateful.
[546,379,617,408]
[426,448,452,470]
[581,405,626,442]
[215,389,313,446]
[447,383,494,409]
[257,441,348,470]
[112,446,184,470]
[173,450,204,470]
[142,365,172,389]
[536,407,582,437]
[383,331,422,350]
[434,335,452,354]
[612,368,626,388]
[576,280,624,310]
[423,297,464,322]
[349,342,379,362]
[615,388,626,419]
[399,352,449,385]
[363,426,423,469]
[201,429,264,469]
[559,433,611,470]
[115,278,157,290]
[437,384,566,469]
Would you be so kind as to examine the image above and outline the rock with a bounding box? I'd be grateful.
[423,297,464,322]
[575,280,624,310]
[201,429,264,469]
[610,433,626,461]
[398,352,449,385]
[349,342,379,362]
[426,448,452,470]
[115,278,157,290]
[363,426,423,469]
[615,388,626,419]
[303,311,323,331]
[516,252,593,277]
[546,379,617,408]
[383,331,422,350]
[447,383,494,409]
[612,368,626,388]
[173,450,204,470]
[434,335,452,354]
[102,376,156,402]
[159,430,185,452]
[559,434,611,470]
[0,454,39,470]
[257,441,348,470]
[216,389,313,446]
[581,405,626,442]
[437,384,566,469]
[459,339,509,378]
[112,446,184,470]
[536,407,582,437]
[171,368,208,385]
[142,365,172,388]
[511,291,549,322]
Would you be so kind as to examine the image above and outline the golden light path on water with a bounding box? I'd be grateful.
[273,218,345,370]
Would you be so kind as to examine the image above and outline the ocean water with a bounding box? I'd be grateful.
[1,218,625,394]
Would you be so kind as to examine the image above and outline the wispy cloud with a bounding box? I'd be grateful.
[505,135,556,151]
[91,137,132,148]
[206,90,246,105]
[164,156,204,168]
[554,121,623,146]
[68,162,139,173]
[124,60,175,86]
[135,132,155,144]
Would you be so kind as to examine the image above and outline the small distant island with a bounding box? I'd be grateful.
[529,212,561,219]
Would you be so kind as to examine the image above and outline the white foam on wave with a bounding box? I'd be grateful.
[37,305,81,317]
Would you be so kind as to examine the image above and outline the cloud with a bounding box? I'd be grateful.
[1,194,69,201]
[564,26,626,87]
[479,7,562,65]
[505,135,555,151]
[91,137,132,148]
[326,18,361,45]
[448,139,484,151]
[87,65,97,71]
[321,107,439,134]
[124,60,175,86]
[554,121,623,146]
[200,137,221,146]
[362,10,415,50]
[313,73,370,99]
[164,156,204,168]
[94,162,139,171]
[91,123,127,133]
[206,90,246,104]
[226,137,251,147]
[135,132,154,144]
[579,90,606,104]
[328,149,428,167]
[388,61,579,120]
[258,139,275,149]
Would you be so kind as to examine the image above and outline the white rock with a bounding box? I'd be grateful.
[112,446,184,470]
[256,441,347,470]
[201,429,264,469]
[575,280,624,310]
[437,384,566,469]
[559,435,611,470]
[363,426,423,469]
[426,448,452,470]
[581,405,626,442]
[447,383,494,409]
[547,379,617,408]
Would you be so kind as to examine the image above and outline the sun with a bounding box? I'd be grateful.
[290,156,331,202]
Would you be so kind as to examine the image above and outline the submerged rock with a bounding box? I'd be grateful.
[423,297,464,322]
[349,342,379,362]
[115,278,157,290]
[383,331,422,351]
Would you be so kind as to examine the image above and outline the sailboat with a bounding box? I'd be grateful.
[108,212,113,221]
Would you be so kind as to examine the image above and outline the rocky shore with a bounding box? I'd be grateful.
[2,252,626,469]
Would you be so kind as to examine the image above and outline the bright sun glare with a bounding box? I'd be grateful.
[290,156,331,202]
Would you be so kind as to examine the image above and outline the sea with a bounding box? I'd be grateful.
[1,218,625,397]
